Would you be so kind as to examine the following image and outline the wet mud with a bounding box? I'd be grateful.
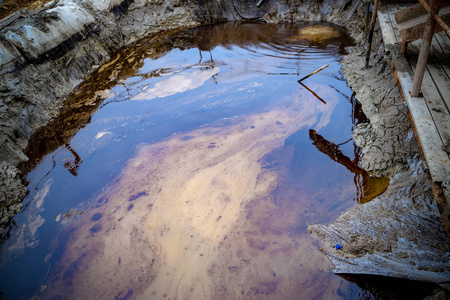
[308,15,450,291]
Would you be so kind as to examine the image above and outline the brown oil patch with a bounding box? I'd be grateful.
[292,25,341,44]
[42,84,353,300]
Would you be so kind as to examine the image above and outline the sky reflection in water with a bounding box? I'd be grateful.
[0,22,382,300]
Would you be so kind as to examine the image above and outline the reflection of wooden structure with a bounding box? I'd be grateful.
[377,1,450,238]
[309,130,389,204]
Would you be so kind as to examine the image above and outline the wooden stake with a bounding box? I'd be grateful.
[365,0,380,68]
[411,0,439,97]
[297,64,329,82]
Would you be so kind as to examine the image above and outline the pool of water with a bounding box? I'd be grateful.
[1,21,388,299]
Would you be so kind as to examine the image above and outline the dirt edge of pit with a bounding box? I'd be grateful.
[1,0,449,289]
[308,28,450,286]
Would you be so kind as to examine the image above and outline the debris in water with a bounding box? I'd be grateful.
[298,64,329,82]
[335,245,342,250]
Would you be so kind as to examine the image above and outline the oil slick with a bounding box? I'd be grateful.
[42,86,350,300]
[293,25,342,44]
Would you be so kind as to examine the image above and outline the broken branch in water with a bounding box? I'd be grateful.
[298,82,327,104]
[297,64,329,82]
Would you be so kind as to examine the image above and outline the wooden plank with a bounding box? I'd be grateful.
[434,31,450,52]
[433,32,450,78]
[427,60,450,113]
[378,9,399,48]
[407,37,450,150]
[422,65,450,146]
[396,3,427,25]
[387,5,400,44]
[410,0,439,97]
[419,0,450,37]
[428,37,450,114]
[399,74,449,176]
[395,69,450,183]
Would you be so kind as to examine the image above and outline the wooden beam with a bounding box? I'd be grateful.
[411,0,439,97]
[419,0,450,37]
[397,5,450,44]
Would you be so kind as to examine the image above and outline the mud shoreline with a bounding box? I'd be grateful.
[1,0,449,291]
[311,44,450,284]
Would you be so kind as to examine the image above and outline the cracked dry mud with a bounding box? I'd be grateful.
[308,36,450,285]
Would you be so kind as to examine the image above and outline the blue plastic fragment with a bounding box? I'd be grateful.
[335,244,342,250]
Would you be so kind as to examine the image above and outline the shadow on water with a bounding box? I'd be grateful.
[340,274,446,300]
[0,21,409,300]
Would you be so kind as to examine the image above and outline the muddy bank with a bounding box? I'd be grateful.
[0,0,448,291]
[309,18,450,287]
[0,0,365,234]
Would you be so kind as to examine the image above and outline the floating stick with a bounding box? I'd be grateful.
[256,0,265,8]
[297,64,329,82]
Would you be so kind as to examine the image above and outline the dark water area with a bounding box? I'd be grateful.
[1,21,392,300]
